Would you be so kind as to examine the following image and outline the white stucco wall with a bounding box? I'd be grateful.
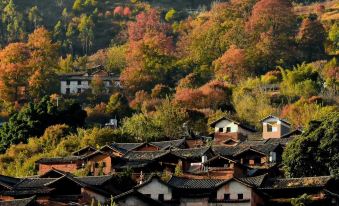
[214,120,239,133]
[117,196,151,206]
[216,180,251,202]
[180,197,209,206]
[136,178,172,201]
[60,80,90,94]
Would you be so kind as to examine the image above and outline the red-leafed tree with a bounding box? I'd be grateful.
[0,43,31,102]
[120,8,176,98]
[213,45,249,83]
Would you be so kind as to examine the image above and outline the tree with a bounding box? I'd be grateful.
[246,0,297,71]
[329,23,339,54]
[0,43,31,102]
[213,45,249,83]
[91,74,106,97]
[120,8,176,98]
[106,92,132,119]
[154,98,188,139]
[280,63,321,99]
[297,16,326,62]
[78,14,94,54]
[0,97,87,153]
[291,194,313,206]
[283,112,339,177]
[28,6,42,30]
[165,8,176,22]
[2,0,25,42]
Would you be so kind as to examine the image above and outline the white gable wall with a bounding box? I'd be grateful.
[214,120,239,133]
[216,180,251,202]
[136,178,172,201]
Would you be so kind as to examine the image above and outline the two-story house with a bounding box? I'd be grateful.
[59,65,120,95]
[260,115,291,139]
[210,117,257,145]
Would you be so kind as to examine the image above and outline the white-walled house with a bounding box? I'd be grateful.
[210,117,257,145]
[260,115,291,139]
[59,66,120,95]
[135,175,173,201]
[213,177,265,206]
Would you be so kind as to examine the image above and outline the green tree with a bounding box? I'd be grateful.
[2,0,24,42]
[28,6,42,30]
[329,22,339,54]
[106,92,132,119]
[78,14,94,55]
[283,112,339,177]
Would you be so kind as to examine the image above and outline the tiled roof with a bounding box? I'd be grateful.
[114,160,153,169]
[14,178,55,188]
[0,196,36,206]
[72,146,97,156]
[36,156,82,164]
[123,150,169,160]
[2,188,55,196]
[238,174,267,187]
[213,143,281,157]
[76,175,113,186]
[114,189,164,206]
[168,176,223,189]
[260,115,291,125]
[112,143,144,152]
[260,176,331,190]
[150,138,186,150]
[171,147,213,159]
[0,175,21,188]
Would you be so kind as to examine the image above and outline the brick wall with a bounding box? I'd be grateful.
[38,163,79,175]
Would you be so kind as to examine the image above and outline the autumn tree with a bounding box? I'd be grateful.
[246,0,297,72]
[328,23,339,54]
[106,92,132,119]
[27,28,60,100]
[297,16,326,62]
[213,45,249,83]
[0,43,31,102]
[120,8,176,98]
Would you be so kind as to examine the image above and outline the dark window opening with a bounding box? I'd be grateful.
[219,128,224,132]
[238,194,243,200]
[226,127,231,132]
[77,88,81,93]
[66,80,70,85]
[267,124,273,132]
[66,88,70,94]
[224,194,230,200]
[158,194,164,201]
[94,162,99,168]
[254,157,261,164]
[77,80,81,85]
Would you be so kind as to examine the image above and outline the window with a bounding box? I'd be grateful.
[267,124,273,132]
[238,194,243,200]
[66,80,70,85]
[94,162,99,168]
[77,80,82,85]
[254,157,261,164]
[224,194,230,200]
[219,128,224,133]
[226,127,231,132]
[66,88,70,94]
[102,162,106,167]
[158,194,164,201]
[77,88,81,93]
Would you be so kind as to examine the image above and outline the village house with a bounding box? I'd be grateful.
[59,65,120,95]
[260,115,291,139]
[35,156,84,175]
[210,117,257,145]
[0,169,136,205]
